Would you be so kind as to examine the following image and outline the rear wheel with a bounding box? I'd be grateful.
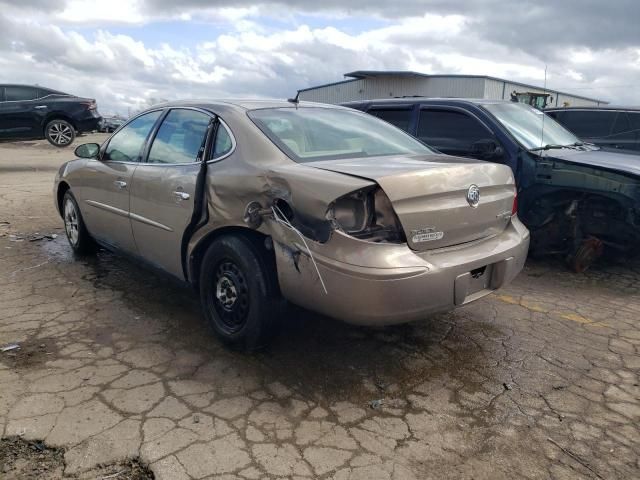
[45,119,76,147]
[199,235,281,350]
[62,191,94,254]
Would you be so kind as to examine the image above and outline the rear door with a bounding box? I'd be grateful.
[416,108,496,157]
[128,108,214,279]
[80,110,163,253]
[0,86,41,138]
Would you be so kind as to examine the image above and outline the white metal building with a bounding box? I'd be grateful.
[297,71,607,107]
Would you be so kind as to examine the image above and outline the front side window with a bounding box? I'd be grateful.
[368,108,412,131]
[561,111,616,138]
[5,86,38,101]
[104,110,162,162]
[248,107,433,163]
[483,102,579,150]
[147,109,210,164]
[417,109,491,152]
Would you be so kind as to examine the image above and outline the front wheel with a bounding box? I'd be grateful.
[199,235,281,350]
[62,191,94,254]
[45,119,76,147]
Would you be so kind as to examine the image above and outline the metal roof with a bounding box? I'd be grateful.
[299,71,607,104]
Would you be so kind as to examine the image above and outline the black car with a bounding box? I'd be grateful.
[546,106,640,153]
[99,117,125,133]
[344,98,640,271]
[0,84,102,147]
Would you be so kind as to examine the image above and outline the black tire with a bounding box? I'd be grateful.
[62,191,95,254]
[199,235,281,350]
[45,119,76,147]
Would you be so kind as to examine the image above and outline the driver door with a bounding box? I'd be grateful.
[80,110,163,253]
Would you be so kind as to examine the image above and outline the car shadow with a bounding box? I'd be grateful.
[39,237,518,403]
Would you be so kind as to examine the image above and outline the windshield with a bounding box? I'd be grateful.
[483,102,580,150]
[248,107,434,162]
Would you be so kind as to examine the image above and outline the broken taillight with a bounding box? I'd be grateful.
[81,100,97,110]
[326,187,405,243]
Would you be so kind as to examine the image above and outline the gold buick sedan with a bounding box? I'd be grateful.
[54,100,529,349]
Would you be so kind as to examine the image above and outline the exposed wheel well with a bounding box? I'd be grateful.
[56,182,70,218]
[189,226,275,288]
[43,115,77,134]
[525,189,636,254]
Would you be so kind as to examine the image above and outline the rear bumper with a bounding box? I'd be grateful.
[70,109,102,133]
[275,217,530,325]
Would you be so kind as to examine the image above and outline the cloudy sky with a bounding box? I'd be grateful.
[1,0,639,115]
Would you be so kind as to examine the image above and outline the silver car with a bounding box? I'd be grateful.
[54,100,529,349]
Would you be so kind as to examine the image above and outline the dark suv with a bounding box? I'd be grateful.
[344,98,640,271]
[546,107,640,153]
[0,84,102,147]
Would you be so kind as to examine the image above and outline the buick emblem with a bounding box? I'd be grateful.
[466,184,480,208]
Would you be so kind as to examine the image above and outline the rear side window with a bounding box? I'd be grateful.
[147,109,210,164]
[417,109,490,148]
[5,86,38,101]
[37,89,59,99]
[368,108,412,131]
[104,110,162,162]
[212,124,233,159]
[561,111,616,138]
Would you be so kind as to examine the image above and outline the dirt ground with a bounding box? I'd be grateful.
[0,135,639,479]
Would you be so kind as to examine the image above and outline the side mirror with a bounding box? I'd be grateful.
[74,143,100,159]
[471,139,504,160]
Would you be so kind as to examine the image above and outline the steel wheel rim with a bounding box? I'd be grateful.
[49,123,73,145]
[63,199,79,246]
[212,260,250,334]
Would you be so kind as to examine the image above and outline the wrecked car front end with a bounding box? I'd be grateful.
[520,150,640,271]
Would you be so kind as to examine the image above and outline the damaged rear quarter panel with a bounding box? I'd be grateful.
[186,105,374,282]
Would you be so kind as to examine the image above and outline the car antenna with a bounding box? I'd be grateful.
[287,90,300,108]
[539,64,548,151]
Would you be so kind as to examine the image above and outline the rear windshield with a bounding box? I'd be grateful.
[248,107,433,162]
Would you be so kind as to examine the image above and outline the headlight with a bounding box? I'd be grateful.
[326,187,405,243]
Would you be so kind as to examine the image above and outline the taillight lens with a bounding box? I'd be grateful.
[512,191,518,216]
[327,187,405,243]
[81,100,97,110]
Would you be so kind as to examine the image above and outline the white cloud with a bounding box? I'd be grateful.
[1,3,639,115]
[56,0,147,24]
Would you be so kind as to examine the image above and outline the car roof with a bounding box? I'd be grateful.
[0,84,70,95]
[545,105,640,112]
[151,99,348,111]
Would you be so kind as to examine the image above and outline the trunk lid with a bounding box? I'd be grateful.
[309,154,516,251]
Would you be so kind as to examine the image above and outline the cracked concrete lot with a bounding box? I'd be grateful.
[1,135,639,479]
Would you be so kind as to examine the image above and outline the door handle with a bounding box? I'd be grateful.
[114,180,127,189]
[34,105,48,109]
[173,191,190,200]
